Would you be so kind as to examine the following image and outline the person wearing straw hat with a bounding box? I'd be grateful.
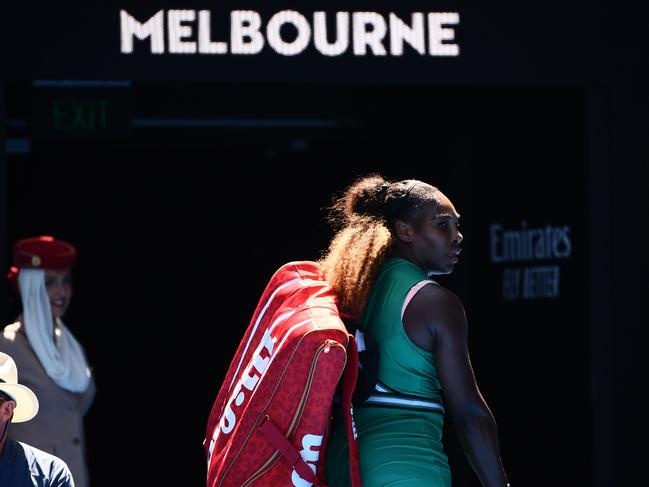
[1,236,95,487]
[0,352,74,486]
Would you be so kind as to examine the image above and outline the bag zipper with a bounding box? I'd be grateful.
[240,339,344,486]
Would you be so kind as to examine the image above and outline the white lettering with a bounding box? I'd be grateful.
[199,10,228,54]
[168,10,196,54]
[299,434,322,462]
[208,327,276,464]
[260,328,275,357]
[120,9,164,54]
[231,10,264,54]
[267,10,311,55]
[208,437,215,465]
[218,328,275,435]
[252,352,270,375]
[313,12,349,56]
[291,434,323,487]
[220,402,237,434]
[241,369,260,392]
[428,12,459,56]
[120,10,462,57]
[353,12,387,56]
[389,13,425,55]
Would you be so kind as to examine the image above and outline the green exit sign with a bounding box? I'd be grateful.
[33,84,131,139]
[52,99,110,130]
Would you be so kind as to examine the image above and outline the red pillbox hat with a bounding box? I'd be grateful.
[7,236,77,289]
[13,236,77,269]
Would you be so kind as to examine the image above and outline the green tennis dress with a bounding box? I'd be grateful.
[326,258,451,487]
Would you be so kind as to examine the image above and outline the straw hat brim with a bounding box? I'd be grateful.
[0,383,39,423]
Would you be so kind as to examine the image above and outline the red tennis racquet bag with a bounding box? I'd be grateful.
[204,261,361,487]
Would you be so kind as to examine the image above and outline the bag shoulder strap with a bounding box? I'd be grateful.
[258,415,319,484]
[340,335,362,487]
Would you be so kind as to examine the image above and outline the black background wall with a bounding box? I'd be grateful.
[2,1,647,486]
[4,82,590,486]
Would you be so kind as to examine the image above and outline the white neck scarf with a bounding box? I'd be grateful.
[18,269,91,393]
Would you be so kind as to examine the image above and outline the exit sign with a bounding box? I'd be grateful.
[52,99,110,130]
[32,82,131,139]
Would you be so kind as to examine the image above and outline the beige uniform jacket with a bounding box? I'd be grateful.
[0,322,96,487]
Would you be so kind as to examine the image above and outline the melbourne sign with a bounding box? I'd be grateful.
[120,9,461,57]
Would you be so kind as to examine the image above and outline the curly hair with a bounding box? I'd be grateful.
[319,174,438,320]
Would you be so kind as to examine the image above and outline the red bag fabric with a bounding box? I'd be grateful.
[204,261,361,487]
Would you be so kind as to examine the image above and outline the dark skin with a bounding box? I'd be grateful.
[392,192,509,487]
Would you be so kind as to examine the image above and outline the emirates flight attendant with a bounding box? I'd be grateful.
[1,236,95,487]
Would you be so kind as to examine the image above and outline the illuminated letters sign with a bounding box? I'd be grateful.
[120,9,460,57]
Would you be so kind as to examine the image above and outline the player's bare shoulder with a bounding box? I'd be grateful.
[409,283,467,338]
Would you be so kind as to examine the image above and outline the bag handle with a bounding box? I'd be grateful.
[258,415,319,484]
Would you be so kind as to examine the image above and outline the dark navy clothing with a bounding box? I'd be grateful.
[0,438,74,487]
